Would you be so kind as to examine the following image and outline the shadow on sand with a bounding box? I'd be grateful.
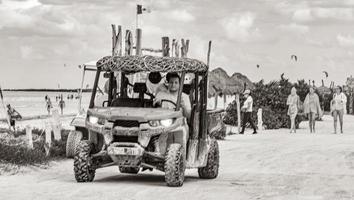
[94,173,205,187]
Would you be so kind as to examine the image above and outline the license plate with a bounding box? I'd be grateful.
[110,147,139,155]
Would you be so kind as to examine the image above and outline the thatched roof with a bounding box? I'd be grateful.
[231,72,255,90]
[96,55,208,73]
[208,68,244,97]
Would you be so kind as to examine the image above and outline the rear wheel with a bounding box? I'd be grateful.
[74,140,96,182]
[164,144,185,187]
[198,139,219,179]
[119,167,140,174]
[66,130,83,158]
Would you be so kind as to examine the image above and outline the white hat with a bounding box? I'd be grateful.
[243,89,250,94]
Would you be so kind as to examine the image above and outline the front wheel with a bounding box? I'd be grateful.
[66,130,83,158]
[74,140,96,182]
[198,139,219,179]
[164,143,185,187]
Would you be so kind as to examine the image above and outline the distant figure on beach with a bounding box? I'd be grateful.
[330,86,347,134]
[240,89,257,134]
[304,86,322,133]
[287,87,300,133]
[59,94,65,115]
[45,95,48,101]
[45,97,53,115]
[6,104,22,132]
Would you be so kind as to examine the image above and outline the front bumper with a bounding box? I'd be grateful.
[107,142,145,167]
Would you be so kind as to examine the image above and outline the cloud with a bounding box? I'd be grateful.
[293,7,354,22]
[168,10,195,22]
[337,34,354,47]
[279,23,309,34]
[220,12,259,42]
[20,45,43,59]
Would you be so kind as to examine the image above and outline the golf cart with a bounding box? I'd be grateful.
[72,55,223,187]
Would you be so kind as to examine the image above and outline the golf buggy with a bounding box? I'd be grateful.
[71,55,223,187]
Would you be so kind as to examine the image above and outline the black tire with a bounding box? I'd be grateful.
[119,167,140,174]
[66,130,83,158]
[74,140,96,182]
[198,139,219,179]
[164,143,185,187]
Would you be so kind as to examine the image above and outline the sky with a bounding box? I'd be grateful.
[0,0,354,89]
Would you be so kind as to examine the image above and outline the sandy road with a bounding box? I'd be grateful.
[1,115,354,200]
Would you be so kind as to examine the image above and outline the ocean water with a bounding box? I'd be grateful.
[0,91,236,119]
[0,91,91,119]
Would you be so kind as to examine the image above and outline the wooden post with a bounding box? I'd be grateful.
[52,109,62,141]
[257,108,263,131]
[26,125,33,149]
[111,24,122,56]
[135,28,142,56]
[236,94,241,133]
[181,39,189,57]
[45,122,52,156]
[125,30,133,56]
[214,95,218,109]
[162,37,170,57]
[223,94,227,109]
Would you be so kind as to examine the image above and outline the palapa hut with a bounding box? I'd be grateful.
[208,68,244,109]
[230,72,255,90]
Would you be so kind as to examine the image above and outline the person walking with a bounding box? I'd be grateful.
[330,86,347,134]
[240,89,257,134]
[59,94,65,115]
[287,87,300,133]
[304,86,322,133]
[46,97,53,115]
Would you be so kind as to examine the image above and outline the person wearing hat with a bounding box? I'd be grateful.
[240,89,257,134]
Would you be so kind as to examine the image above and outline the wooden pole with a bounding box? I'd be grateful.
[236,94,241,133]
[78,66,85,113]
[181,39,189,57]
[135,29,142,56]
[162,37,170,57]
[26,125,33,149]
[112,24,122,56]
[125,30,133,56]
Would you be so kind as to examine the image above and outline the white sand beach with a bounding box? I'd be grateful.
[0,114,353,200]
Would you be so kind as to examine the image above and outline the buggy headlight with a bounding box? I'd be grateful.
[160,119,173,127]
[148,120,160,127]
[88,116,99,124]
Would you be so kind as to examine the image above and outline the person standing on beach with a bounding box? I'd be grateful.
[240,89,257,134]
[46,97,53,115]
[6,104,22,132]
[287,87,300,133]
[59,94,65,115]
[330,86,347,134]
[304,86,322,133]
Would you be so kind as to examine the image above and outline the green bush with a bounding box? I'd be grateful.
[224,78,320,129]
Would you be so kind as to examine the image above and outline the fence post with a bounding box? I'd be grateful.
[45,122,52,156]
[26,125,33,149]
[257,108,263,131]
[236,93,241,133]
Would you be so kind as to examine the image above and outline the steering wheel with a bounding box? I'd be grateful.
[160,99,177,108]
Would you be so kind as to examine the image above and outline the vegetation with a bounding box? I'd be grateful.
[0,128,70,166]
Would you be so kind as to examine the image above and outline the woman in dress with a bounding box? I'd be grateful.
[304,86,322,133]
[287,87,300,133]
[330,86,347,134]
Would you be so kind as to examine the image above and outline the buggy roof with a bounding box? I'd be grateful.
[96,55,208,73]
